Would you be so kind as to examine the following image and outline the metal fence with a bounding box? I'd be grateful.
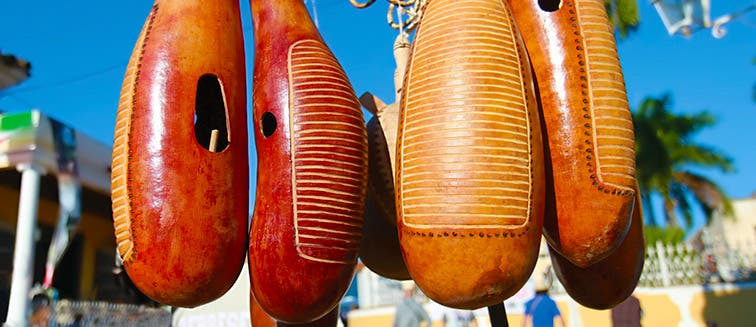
[48,300,171,327]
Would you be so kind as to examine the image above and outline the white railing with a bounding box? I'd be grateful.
[640,241,703,287]
[356,240,756,309]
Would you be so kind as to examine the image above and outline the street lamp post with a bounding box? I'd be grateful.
[652,0,756,38]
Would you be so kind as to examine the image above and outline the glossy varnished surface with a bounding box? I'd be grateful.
[508,0,636,267]
[549,190,645,309]
[396,0,544,308]
[251,291,339,327]
[249,0,367,323]
[111,0,248,307]
[289,39,365,264]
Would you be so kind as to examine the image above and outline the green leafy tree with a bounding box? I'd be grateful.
[633,94,734,228]
[604,0,641,38]
[643,226,686,245]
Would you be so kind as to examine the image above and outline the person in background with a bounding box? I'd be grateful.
[522,278,564,327]
[393,281,431,327]
[440,306,477,327]
[340,301,358,327]
[611,294,642,327]
[29,293,51,327]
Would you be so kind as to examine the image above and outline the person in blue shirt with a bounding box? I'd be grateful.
[522,280,564,327]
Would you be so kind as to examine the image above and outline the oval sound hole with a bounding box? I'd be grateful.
[261,112,277,138]
[539,0,561,12]
[194,74,229,152]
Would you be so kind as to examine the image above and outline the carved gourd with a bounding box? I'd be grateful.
[396,0,545,309]
[250,291,340,327]
[360,191,410,280]
[508,0,636,267]
[111,0,248,307]
[358,35,411,280]
[249,0,368,323]
[549,188,645,309]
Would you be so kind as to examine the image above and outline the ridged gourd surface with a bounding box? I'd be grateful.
[578,0,635,191]
[111,5,158,264]
[289,40,366,264]
[400,0,534,227]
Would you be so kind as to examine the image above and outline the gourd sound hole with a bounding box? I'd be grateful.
[194,74,230,152]
[261,112,277,138]
[539,0,561,11]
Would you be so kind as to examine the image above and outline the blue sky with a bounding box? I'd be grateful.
[1,1,754,231]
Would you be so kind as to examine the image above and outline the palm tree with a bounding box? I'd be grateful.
[604,0,641,38]
[632,93,734,228]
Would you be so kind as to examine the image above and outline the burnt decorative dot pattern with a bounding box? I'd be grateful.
[112,4,159,265]
[567,0,634,197]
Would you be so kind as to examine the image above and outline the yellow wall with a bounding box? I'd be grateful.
[348,312,394,326]
[690,287,756,326]
[576,305,610,326]
[633,293,681,327]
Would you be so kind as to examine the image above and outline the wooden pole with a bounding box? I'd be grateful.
[488,303,509,327]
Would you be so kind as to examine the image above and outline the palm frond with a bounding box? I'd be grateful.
[604,0,640,39]
[669,110,716,140]
[669,182,694,228]
[663,195,678,228]
[641,191,657,226]
[672,144,734,173]
[673,171,734,220]
[632,93,734,232]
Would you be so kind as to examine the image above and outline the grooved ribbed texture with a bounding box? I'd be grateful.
[400,0,533,227]
[111,5,157,264]
[579,0,635,190]
[289,40,366,264]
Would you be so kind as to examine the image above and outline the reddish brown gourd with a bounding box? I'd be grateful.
[360,95,410,280]
[360,194,410,280]
[396,0,545,309]
[508,0,636,267]
[111,0,248,307]
[358,35,412,280]
[248,0,368,323]
[366,101,400,226]
[549,189,645,309]
[251,291,339,327]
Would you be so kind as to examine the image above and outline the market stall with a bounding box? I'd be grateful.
[0,110,117,325]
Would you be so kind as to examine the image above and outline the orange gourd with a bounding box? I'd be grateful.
[396,0,545,309]
[549,189,645,309]
[508,0,636,267]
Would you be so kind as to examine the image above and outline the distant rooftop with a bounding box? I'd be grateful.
[0,52,32,90]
